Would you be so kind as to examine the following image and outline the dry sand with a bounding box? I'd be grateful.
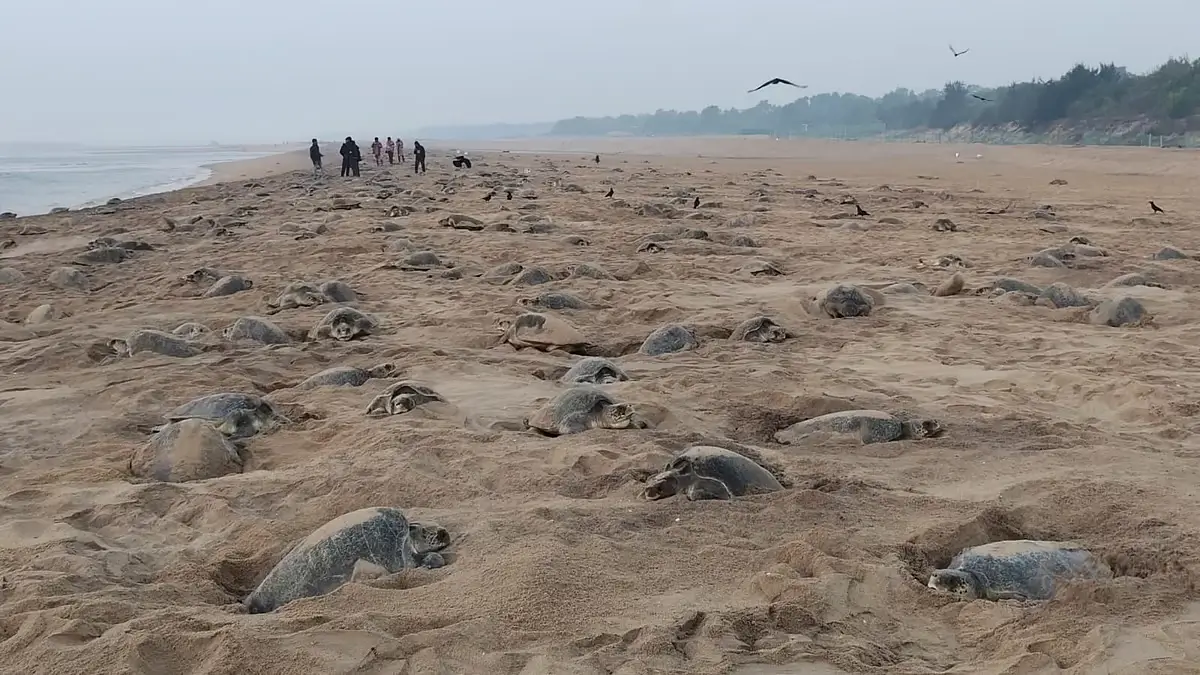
[2,136,1200,674]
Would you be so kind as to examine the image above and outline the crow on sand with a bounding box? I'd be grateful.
[1150,200,1165,213]
[605,188,614,198]
[855,204,871,217]
[594,154,600,164]
[483,192,494,202]
[693,196,700,209]
[949,44,970,57]
[747,77,806,93]
[506,190,513,200]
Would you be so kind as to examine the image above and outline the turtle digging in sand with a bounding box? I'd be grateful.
[498,312,589,353]
[224,316,291,344]
[244,506,451,613]
[109,328,203,359]
[130,418,244,483]
[927,540,1112,601]
[561,356,630,385]
[811,283,876,318]
[731,316,789,343]
[525,386,646,436]
[160,392,287,439]
[639,324,698,356]
[774,409,944,445]
[266,281,327,314]
[642,446,783,501]
[309,306,378,341]
[365,381,447,416]
[296,363,396,390]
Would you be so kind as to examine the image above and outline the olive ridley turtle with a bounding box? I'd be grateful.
[811,284,875,318]
[774,409,944,445]
[296,363,397,390]
[525,386,646,436]
[499,312,588,353]
[731,316,789,343]
[109,328,202,358]
[639,324,698,356]
[642,446,783,501]
[365,381,447,416]
[266,281,327,314]
[130,418,244,483]
[927,539,1112,601]
[561,356,630,385]
[309,306,378,341]
[244,506,451,613]
[224,316,291,344]
[161,392,286,439]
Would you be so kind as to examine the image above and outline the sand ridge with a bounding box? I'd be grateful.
[2,138,1200,673]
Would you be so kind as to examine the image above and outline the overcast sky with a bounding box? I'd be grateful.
[0,0,1194,144]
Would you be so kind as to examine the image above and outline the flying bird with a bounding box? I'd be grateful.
[747,77,806,94]
[949,44,970,57]
[971,94,994,102]
[1150,200,1165,213]
[605,188,614,198]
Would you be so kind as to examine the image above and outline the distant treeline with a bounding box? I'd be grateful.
[548,57,1200,144]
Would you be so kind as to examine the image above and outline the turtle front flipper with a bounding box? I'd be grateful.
[684,476,735,501]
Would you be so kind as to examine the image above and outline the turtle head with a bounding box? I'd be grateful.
[329,319,356,341]
[107,338,131,357]
[366,362,398,378]
[215,410,263,439]
[904,418,945,439]
[640,457,691,500]
[927,569,984,600]
[493,318,513,335]
[409,523,451,554]
[603,403,638,429]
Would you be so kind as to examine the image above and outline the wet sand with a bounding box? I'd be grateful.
[2,137,1200,674]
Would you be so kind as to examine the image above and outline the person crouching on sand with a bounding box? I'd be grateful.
[371,137,383,166]
[385,137,395,165]
[309,139,323,177]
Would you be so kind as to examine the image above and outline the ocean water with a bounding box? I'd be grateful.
[0,144,285,217]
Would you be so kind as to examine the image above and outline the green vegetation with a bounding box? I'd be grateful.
[549,57,1200,145]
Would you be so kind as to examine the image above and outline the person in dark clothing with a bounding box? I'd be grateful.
[339,136,362,177]
[413,141,426,174]
[309,139,323,177]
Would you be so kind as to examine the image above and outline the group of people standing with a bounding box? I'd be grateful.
[308,137,427,178]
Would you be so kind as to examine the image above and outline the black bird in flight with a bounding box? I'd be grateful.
[1150,200,1165,213]
[971,94,994,102]
[506,190,513,200]
[747,77,806,94]
[855,204,871,217]
[605,188,614,198]
[483,192,494,201]
[693,196,700,209]
[949,44,970,57]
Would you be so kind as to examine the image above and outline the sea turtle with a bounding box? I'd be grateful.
[774,409,944,445]
[812,284,875,318]
[525,386,646,436]
[641,446,783,501]
[927,540,1112,601]
[639,324,697,356]
[161,392,286,439]
[202,275,253,298]
[76,245,130,264]
[244,506,451,614]
[1037,282,1093,309]
[309,306,378,341]
[508,266,555,286]
[483,262,525,283]
[561,356,630,385]
[129,418,244,483]
[266,281,327,314]
[731,316,789,343]
[224,316,291,344]
[564,263,612,280]
[184,267,224,284]
[394,250,445,271]
[25,303,64,325]
[365,381,447,416]
[519,291,593,311]
[499,312,588,353]
[172,322,211,339]
[318,279,357,303]
[1088,296,1152,327]
[296,363,396,390]
[637,241,665,254]
[742,260,783,277]
[109,328,201,358]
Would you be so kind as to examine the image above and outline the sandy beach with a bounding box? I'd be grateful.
[2,136,1200,674]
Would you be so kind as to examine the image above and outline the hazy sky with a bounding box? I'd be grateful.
[1,0,1194,144]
